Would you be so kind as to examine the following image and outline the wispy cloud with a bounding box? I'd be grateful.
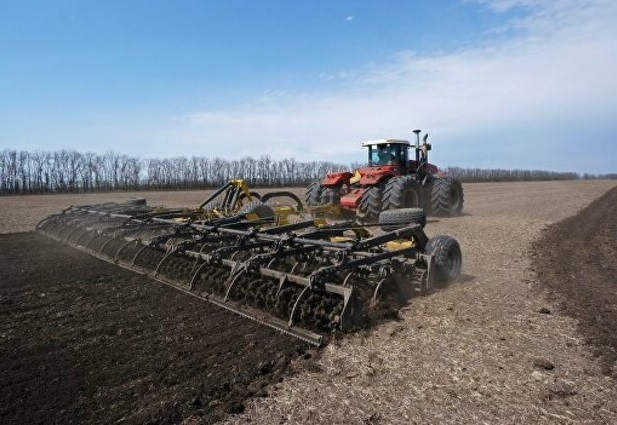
[173,0,617,172]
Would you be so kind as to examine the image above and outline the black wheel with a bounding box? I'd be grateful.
[237,200,275,218]
[382,175,423,211]
[321,187,341,205]
[357,184,384,222]
[239,191,261,202]
[429,176,464,216]
[378,208,426,231]
[425,235,462,283]
[305,181,324,206]
[261,191,304,212]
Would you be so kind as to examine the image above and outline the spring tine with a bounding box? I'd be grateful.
[288,286,311,328]
[223,268,246,302]
[338,285,356,332]
[130,244,150,267]
[73,225,91,246]
[189,261,210,290]
[98,236,115,255]
[114,239,137,263]
[82,230,101,251]
[274,273,292,300]
[35,216,54,232]
[153,248,178,277]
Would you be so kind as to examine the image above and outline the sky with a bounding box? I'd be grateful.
[1,0,616,174]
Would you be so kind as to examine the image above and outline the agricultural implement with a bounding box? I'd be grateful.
[306,129,464,221]
[36,180,462,346]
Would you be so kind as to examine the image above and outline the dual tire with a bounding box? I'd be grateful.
[428,176,464,216]
[383,175,464,217]
[306,174,464,219]
[382,175,423,211]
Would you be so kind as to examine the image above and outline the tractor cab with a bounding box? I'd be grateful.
[363,139,410,168]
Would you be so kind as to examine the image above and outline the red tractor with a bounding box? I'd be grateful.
[305,129,464,221]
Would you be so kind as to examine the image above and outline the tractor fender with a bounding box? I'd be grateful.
[359,171,396,186]
[322,171,354,187]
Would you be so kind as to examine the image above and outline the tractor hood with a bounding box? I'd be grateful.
[357,165,401,185]
[321,166,402,187]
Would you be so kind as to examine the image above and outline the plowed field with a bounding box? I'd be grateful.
[0,232,308,424]
[1,180,616,424]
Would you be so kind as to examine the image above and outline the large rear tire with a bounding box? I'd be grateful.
[378,208,426,231]
[425,235,462,283]
[305,181,324,206]
[357,184,384,222]
[429,176,464,216]
[321,187,341,205]
[382,175,423,211]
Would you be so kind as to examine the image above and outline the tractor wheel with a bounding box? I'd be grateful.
[378,208,426,231]
[429,176,464,216]
[305,181,324,206]
[237,200,275,218]
[357,184,383,222]
[239,191,261,202]
[261,191,304,212]
[321,187,341,205]
[425,235,462,283]
[381,175,423,211]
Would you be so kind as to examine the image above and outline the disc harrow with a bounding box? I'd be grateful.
[37,198,461,346]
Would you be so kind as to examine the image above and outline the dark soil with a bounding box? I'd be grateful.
[0,232,308,424]
[533,186,617,377]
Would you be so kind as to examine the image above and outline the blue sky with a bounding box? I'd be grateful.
[1,0,616,173]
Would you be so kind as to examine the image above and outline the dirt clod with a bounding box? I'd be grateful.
[550,379,578,398]
[533,358,555,370]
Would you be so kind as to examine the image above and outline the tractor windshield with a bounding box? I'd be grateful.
[369,144,408,166]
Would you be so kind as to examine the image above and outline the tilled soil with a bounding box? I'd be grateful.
[0,233,308,424]
[1,180,617,424]
[533,186,617,377]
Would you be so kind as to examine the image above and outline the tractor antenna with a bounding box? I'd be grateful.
[413,129,421,142]
[413,129,421,165]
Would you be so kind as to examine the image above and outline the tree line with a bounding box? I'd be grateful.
[0,149,354,194]
[0,149,613,195]
[444,167,580,183]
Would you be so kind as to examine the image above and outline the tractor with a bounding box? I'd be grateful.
[305,129,464,221]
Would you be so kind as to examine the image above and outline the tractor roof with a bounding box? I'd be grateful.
[362,139,411,147]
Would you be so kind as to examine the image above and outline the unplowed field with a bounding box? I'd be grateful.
[1,180,616,424]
